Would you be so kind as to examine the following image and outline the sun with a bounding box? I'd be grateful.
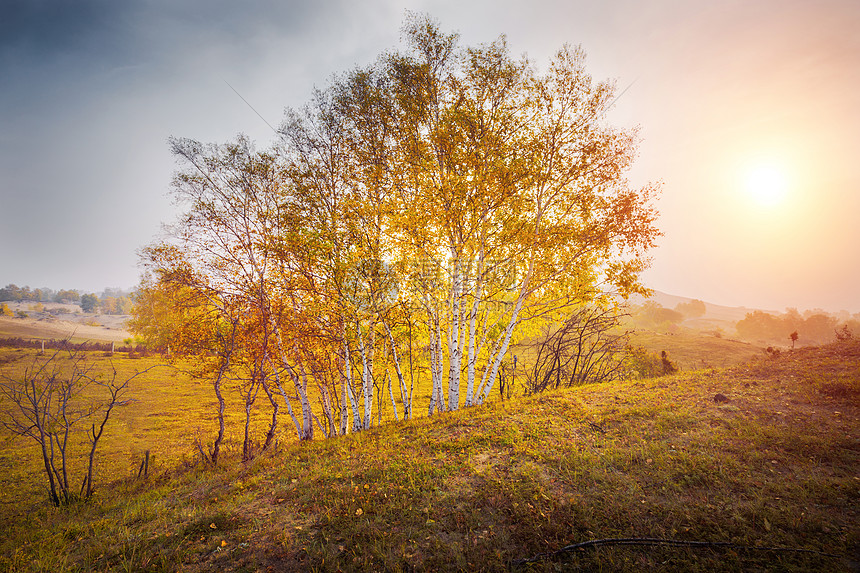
[744,164,789,207]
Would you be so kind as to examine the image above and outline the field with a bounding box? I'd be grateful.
[0,310,131,344]
[0,335,857,571]
[628,329,763,371]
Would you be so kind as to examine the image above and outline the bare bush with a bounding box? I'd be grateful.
[524,306,629,395]
[0,350,149,505]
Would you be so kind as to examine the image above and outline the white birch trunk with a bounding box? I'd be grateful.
[293,358,315,440]
[340,373,348,436]
[424,297,441,415]
[477,261,533,405]
[357,325,373,430]
[386,371,399,421]
[346,373,361,432]
[464,293,482,406]
[447,255,462,411]
[340,334,353,435]
[382,319,410,420]
[318,383,335,437]
[427,332,438,416]
[268,358,302,439]
[435,311,446,412]
[270,318,314,440]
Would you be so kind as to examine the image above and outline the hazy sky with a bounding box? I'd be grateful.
[2,0,858,312]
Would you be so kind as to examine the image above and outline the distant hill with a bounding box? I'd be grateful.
[627,290,775,323]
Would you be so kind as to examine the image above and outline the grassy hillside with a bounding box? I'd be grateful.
[629,329,763,370]
[0,342,858,571]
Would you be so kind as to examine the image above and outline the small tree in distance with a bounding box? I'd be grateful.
[675,299,706,319]
[53,290,80,304]
[80,294,99,313]
[660,350,678,375]
[835,324,853,341]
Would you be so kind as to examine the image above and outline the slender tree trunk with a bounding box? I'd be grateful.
[47,434,64,502]
[318,383,335,437]
[340,366,349,435]
[407,317,416,420]
[340,334,351,435]
[343,336,362,432]
[36,417,60,506]
[435,317,446,411]
[447,255,462,410]
[261,377,279,452]
[211,356,230,465]
[210,318,238,466]
[55,431,69,499]
[387,371,399,421]
[427,317,441,415]
[242,380,259,462]
[291,359,315,440]
[357,326,373,430]
[464,267,484,406]
[58,387,72,496]
[382,319,409,420]
[270,318,314,440]
[83,385,121,499]
[478,262,533,404]
[270,362,302,439]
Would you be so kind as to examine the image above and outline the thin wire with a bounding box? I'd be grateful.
[594,77,638,122]
[222,79,278,134]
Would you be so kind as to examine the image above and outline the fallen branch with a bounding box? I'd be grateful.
[511,537,842,567]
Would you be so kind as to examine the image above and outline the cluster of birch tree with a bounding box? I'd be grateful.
[130,15,660,462]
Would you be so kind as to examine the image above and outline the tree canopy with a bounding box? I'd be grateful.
[132,14,660,450]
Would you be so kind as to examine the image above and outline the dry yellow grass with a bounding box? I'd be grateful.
[0,315,131,343]
[0,340,857,571]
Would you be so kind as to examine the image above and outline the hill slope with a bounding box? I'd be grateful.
[629,289,776,323]
[629,329,762,370]
[1,342,858,572]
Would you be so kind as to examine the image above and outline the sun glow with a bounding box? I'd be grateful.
[744,164,789,207]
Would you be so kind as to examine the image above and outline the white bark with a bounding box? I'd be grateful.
[382,319,411,420]
[386,371,399,421]
[269,317,314,440]
[447,255,462,410]
[357,325,373,430]
[477,261,533,405]
[318,383,335,437]
[340,334,353,435]
[464,256,485,406]
[268,357,302,439]
[427,309,447,415]
[343,335,361,431]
